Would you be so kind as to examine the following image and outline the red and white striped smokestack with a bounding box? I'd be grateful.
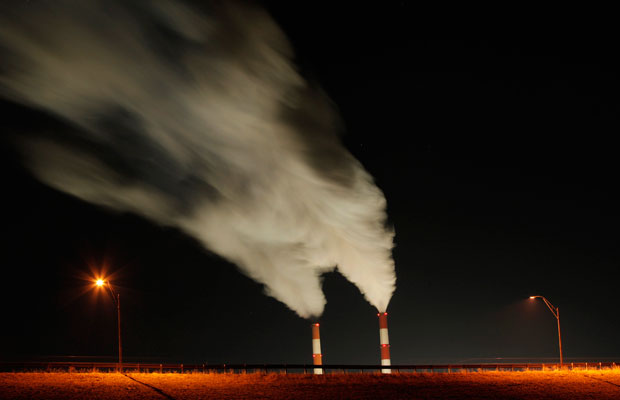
[378,312,391,373]
[312,323,323,375]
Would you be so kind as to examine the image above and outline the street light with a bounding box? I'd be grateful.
[95,278,122,371]
[529,295,563,367]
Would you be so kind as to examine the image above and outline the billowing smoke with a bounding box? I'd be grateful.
[0,0,395,318]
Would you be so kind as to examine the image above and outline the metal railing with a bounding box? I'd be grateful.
[0,361,618,373]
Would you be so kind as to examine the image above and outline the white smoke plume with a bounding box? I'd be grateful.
[0,0,395,318]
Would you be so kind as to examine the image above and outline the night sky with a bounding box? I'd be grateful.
[1,2,619,366]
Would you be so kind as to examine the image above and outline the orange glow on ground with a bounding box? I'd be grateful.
[2,370,620,399]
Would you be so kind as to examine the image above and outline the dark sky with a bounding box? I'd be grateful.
[1,2,619,365]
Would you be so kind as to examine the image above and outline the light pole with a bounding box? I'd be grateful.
[529,295,562,368]
[96,279,122,371]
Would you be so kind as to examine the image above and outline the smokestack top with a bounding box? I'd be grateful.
[378,312,388,329]
[312,323,321,339]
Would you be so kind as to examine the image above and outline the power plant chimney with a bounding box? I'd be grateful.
[378,312,391,373]
[312,323,323,374]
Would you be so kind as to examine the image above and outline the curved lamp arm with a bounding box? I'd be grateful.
[530,295,559,319]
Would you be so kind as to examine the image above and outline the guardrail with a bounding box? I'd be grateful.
[1,361,618,373]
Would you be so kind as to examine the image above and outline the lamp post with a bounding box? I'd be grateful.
[529,295,562,368]
[96,279,122,371]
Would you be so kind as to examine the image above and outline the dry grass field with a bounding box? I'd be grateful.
[1,370,620,399]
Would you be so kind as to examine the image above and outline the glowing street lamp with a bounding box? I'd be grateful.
[529,295,563,367]
[95,278,122,371]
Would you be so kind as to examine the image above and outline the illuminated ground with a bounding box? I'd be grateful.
[1,370,620,399]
